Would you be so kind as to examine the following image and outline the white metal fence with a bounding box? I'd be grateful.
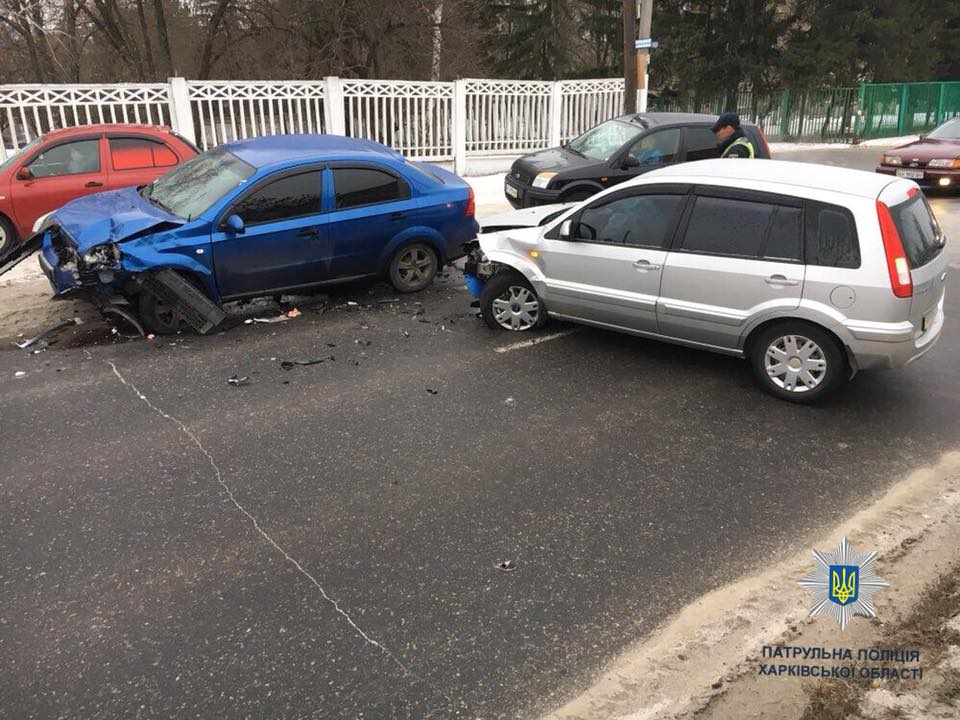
[0,76,645,173]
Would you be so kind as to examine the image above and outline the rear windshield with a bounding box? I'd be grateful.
[405,159,446,184]
[891,194,945,268]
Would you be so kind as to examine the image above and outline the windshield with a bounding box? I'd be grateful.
[0,137,41,173]
[142,146,255,219]
[567,119,642,161]
[927,118,960,140]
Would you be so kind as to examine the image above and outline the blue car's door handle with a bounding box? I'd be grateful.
[296,227,320,239]
[389,212,407,221]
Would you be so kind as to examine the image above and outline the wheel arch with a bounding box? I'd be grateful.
[742,316,853,373]
[0,210,18,241]
[482,249,545,287]
[559,181,603,201]
[377,226,446,275]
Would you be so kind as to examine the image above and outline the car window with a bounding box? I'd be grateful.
[763,206,802,261]
[233,171,323,226]
[26,139,100,177]
[627,128,681,165]
[566,119,642,161]
[332,167,410,209]
[805,203,860,268]
[0,137,41,173]
[890,194,944,268]
[110,137,178,171]
[404,159,445,184]
[573,193,684,248]
[927,118,960,140]
[681,195,791,259]
[685,126,721,162]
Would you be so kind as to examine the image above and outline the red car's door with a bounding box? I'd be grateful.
[105,135,181,191]
[11,135,108,233]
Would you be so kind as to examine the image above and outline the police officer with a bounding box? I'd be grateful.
[712,112,755,158]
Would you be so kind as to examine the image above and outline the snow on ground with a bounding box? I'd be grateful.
[858,134,919,147]
[0,254,44,287]
[467,173,508,209]
[768,136,914,152]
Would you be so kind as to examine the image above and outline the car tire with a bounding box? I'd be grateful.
[389,242,438,293]
[138,290,187,335]
[480,270,546,332]
[749,322,846,403]
[0,215,16,256]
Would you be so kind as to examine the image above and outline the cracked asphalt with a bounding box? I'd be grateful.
[1,147,959,719]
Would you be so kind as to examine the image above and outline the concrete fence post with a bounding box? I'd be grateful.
[453,78,467,175]
[549,82,563,147]
[324,76,346,136]
[167,77,196,145]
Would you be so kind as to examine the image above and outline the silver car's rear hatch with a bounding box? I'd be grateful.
[892,193,948,335]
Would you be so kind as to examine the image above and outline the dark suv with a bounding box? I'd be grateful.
[504,112,771,208]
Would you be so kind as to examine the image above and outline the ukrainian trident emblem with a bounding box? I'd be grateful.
[829,565,858,605]
[799,537,888,630]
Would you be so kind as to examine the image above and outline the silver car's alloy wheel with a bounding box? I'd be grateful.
[396,247,433,287]
[492,285,539,331]
[764,334,827,393]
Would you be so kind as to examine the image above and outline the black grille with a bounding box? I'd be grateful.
[511,169,533,186]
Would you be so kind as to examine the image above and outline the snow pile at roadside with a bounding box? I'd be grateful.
[0,254,43,287]
[467,173,508,208]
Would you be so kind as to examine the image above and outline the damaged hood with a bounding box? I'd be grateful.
[479,203,575,232]
[52,186,185,252]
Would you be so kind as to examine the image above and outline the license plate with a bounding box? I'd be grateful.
[896,169,924,179]
[505,184,519,198]
[922,308,935,333]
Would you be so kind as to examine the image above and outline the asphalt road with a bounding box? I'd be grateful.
[2,146,959,719]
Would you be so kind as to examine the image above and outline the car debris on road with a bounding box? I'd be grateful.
[13,317,80,349]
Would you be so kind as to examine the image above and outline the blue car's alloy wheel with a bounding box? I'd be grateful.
[390,243,438,293]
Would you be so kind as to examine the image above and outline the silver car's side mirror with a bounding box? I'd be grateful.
[559,219,573,240]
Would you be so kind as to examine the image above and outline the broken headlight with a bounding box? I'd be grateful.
[81,243,120,268]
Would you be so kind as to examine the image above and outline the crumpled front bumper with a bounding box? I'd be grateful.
[38,237,84,297]
[38,224,127,298]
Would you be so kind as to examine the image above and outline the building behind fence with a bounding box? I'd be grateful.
[0,76,641,173]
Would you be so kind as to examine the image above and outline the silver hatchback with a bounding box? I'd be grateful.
[465,160,947,402]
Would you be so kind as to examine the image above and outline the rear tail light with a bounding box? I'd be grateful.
[876,200,912,298]
[758,127,771,158]
[465,186,475,218]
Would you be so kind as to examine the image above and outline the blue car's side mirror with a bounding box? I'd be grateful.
[224,214,245,234]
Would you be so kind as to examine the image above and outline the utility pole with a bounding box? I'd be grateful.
[431,1,444,81]
[636,0,653,105]
[623,0,637,113]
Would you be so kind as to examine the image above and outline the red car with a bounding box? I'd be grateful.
[876,117,960,190]
[0,124,197,254]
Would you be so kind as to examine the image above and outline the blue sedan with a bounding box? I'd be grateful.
[32,134,478,333]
